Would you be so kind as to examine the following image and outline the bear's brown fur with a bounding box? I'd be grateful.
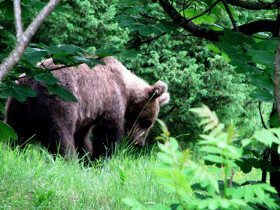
[5,57,169,159]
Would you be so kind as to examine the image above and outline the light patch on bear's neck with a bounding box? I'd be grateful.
[118,63,150,102]
[102,56,150,102]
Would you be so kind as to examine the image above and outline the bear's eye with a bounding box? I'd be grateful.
[141,120,153,128]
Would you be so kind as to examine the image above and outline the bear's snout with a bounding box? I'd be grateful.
[135,140,145,147]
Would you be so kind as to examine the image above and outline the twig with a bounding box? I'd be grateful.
[139,13,159,21]
[127,32,167,50]
[186,0,222,23]
[228,169,235,187]
[15,62,84,81]
[258,102,268,129]
[221,0,239,31]
[159,104,180,118]
[13,0,23,42]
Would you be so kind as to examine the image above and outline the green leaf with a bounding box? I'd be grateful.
[23,47,48,65]
[203,154,221,164]
[269,112,280,128]
[236,160,252,173]
[181,9,215,24]
[170,137,179,151]
[252,39,278,52]
[34,73,58,85]
[49,44,84,54]
[2,85,37,102]
[96,48,117,57]
[247,48,274,66]
[157,152,173,164]
[157,20,178,33]
[199,146,222,154]
[122,198,143,209]
[0,121,18,141]
[250,88,274,102]
[206,44,221,53]
[47,84,78,102]
[253,129,280,147]
[250,74,273,92]
[72,56,105,68]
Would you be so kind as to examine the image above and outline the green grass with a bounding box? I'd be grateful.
[0,142,175,209]
[0,142,264,209]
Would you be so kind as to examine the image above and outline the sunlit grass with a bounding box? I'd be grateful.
[0,142,174,209]
[0,141,263,209]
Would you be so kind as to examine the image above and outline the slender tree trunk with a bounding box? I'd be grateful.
[0,0,61,81]
[271,24,280,196]
[13,0,23,41]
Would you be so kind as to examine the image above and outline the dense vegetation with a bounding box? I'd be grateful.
[0,0,262,139]
[1,0,280,209]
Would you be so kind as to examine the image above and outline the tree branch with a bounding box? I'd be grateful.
[158,0,279,41]
[238,19,278,37]
[13,0,23,42]
[158,0,222,41]
[187,0,221,23]
[222,0,238,31]
[0,0,61,82]
[258,102,268,129]
[127,32,167,50]
[226,0,279,10]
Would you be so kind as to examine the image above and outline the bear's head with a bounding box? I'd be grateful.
[125,81,170,146]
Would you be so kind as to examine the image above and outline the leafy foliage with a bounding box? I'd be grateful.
[214,30,275,104]
[124,106,279,209]
[0,43,106,102]
[0,121,18,141]
[0,0,262,140]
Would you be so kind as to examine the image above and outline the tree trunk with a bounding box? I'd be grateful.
[271,23,280,196]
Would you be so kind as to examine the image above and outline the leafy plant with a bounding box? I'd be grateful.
[124,106,279,209]
[0,43,105,103]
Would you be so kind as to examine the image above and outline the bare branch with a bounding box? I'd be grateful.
[226,0,279,10]
[13,0,23,42]
[222,0,238,31]
[0,0,61,81]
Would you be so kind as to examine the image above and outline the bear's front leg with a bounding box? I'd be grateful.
[49,127,76,159]
[92,120,124,160]
[74,125,93,160]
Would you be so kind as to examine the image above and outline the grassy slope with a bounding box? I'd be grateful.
[0,142,262,209]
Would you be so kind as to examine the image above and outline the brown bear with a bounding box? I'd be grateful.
[5,56,169,160]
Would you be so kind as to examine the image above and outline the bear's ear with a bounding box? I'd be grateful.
[158,92,170,106]
[149,81,169,105]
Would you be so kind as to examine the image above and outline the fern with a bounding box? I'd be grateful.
[124,106,279,209]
